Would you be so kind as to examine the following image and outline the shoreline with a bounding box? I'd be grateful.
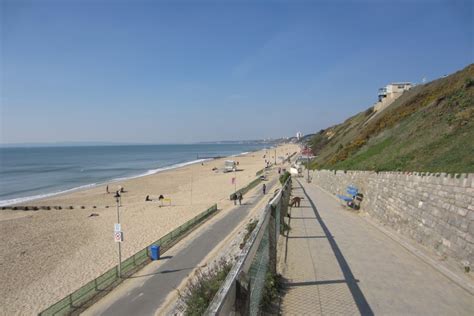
[0,148,263,207]
[0,143,298,315]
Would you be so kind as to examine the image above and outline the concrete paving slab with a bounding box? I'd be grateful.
[280,179,474,316]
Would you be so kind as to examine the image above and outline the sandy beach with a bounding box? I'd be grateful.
[0,143,298,315]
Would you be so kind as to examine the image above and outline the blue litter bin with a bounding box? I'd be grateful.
[150,245,160,260]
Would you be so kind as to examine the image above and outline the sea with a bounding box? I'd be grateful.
[0,143,271,206]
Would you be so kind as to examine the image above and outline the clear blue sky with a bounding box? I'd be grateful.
[1,0,472,144]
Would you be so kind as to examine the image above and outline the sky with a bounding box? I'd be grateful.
[1,0,473,144]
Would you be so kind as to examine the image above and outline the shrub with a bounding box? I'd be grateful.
[261,272,284,312]
[279,171,291,185]
[365,106,374,116]
[240,220,257,249]
[464,77,474,89]
[280,221,291,235]
[180,259,233,316]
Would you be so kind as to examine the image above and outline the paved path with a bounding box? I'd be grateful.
[85,177,277,316]
[280,179,474,315]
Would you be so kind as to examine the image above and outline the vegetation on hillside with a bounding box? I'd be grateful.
[308,64,474,173]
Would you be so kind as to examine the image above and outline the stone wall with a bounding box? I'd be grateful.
[311,170,474,269]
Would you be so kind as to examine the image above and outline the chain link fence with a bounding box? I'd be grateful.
[206,177,292,315]
[39,204,218,316]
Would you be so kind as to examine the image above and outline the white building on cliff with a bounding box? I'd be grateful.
[375,82,413,112]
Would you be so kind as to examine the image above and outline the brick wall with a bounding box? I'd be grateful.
[312,170,474,269]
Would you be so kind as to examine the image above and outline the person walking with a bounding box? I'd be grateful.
[237,192,243,205]
[106,185,109,194]
[262,183,266,195]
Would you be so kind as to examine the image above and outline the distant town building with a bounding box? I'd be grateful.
[296,132,303,140]
[374,82,413,113]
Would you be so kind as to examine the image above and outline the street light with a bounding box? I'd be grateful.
[114,192,122,278]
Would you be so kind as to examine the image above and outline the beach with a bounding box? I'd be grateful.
[0,143,298,315]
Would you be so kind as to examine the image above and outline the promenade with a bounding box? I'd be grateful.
[83,174,280,315]
[280,179,474,315]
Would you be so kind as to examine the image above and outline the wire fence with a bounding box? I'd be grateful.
[206,177,292,316]
[39,204,218,316]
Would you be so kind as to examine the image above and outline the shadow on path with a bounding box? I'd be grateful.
[127,267,194,279]
[297,179,374,316]
[285,279,359,287]
[287,235,330,239]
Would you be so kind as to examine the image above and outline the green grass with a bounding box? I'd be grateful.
[331,137,394,170]
[309,63,474,173]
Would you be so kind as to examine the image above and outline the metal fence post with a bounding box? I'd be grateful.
[235,271,250,316]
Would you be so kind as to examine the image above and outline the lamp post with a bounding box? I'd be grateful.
[307,162,310,183]
[114,192,122,278]
[234,167,237,194]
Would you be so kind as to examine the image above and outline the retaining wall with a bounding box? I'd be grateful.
[312,170,474,269]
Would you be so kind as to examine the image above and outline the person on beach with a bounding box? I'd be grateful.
[262,183,266,195]
[106,185,109,194]
[237,192,243,205]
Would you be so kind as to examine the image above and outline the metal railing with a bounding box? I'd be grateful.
[39,204,218,316]
[207,177,292,315]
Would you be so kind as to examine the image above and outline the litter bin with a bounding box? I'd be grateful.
[150,245,160,260]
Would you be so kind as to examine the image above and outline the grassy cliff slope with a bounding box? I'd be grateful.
[309,64,474,173]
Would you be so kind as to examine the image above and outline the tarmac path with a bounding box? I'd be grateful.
[85,176,278,316]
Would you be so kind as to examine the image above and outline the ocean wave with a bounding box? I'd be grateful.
[0,158,211,207]
[235,151,250,157]
[109,158,211,182]
[0,146,260,207]
[0,183,98,207]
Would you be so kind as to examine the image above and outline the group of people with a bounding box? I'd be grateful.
[232,183,266,206]
[145,194,165,202]
[106,185,125,196]
[232,192,243,205]
[106,184,169,205]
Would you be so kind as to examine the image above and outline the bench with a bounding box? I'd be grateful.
[337,185,358,202]
[337,185,363,210]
